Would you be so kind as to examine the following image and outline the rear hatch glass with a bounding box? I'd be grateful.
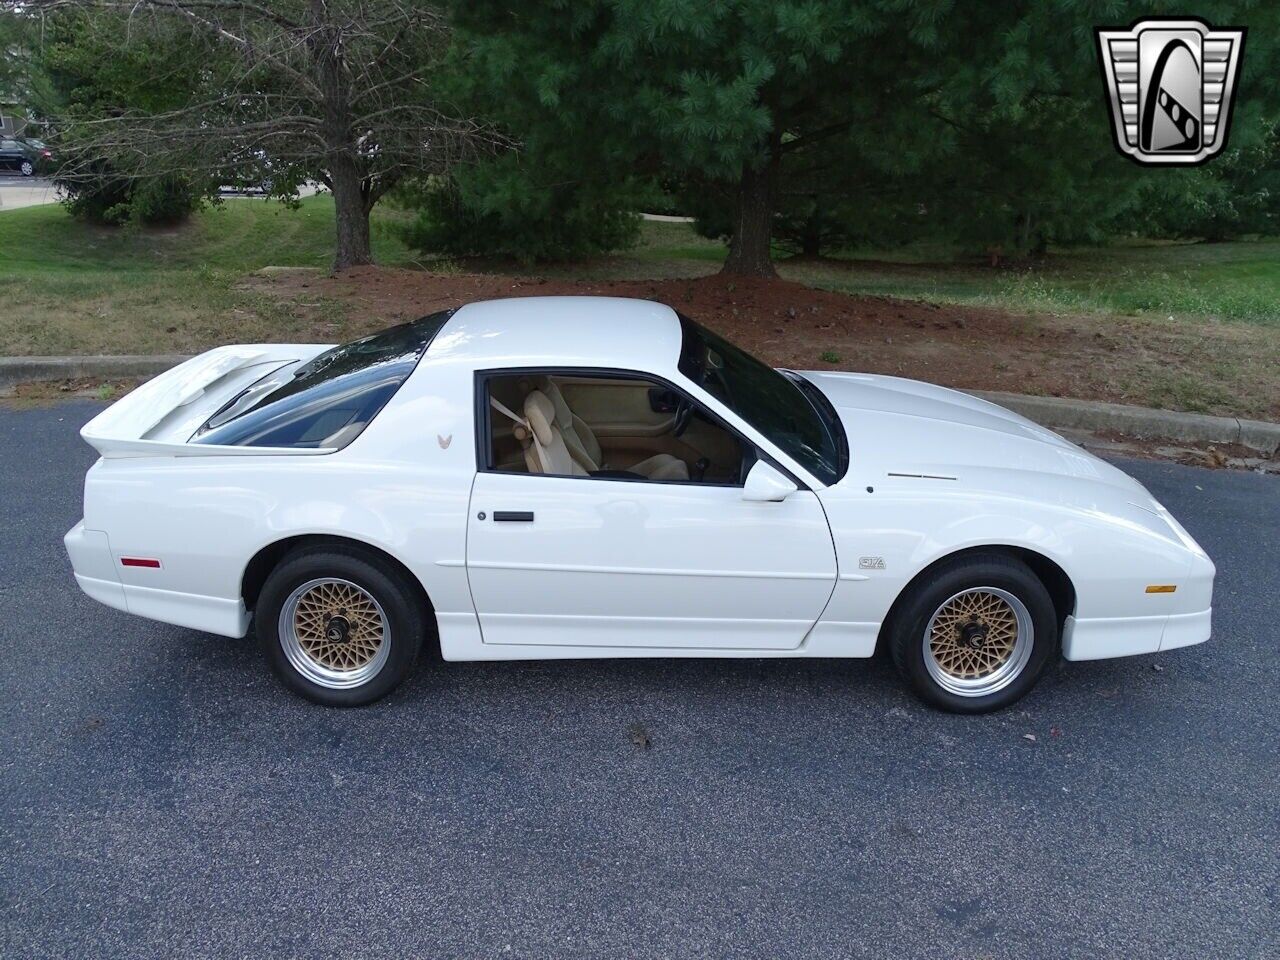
[192,309,453,448]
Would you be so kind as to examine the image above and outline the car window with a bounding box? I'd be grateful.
[192,309,453,448]
[482,370,750,485]
[678,314,845,485]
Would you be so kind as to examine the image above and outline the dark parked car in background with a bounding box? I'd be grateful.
[0,137,53,177]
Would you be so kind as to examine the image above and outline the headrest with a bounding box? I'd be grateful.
[523,391,556,447]
[526,376,572,428]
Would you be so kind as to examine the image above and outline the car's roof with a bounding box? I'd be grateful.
[427,297,684,371]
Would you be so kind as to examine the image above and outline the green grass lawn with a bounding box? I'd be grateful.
[559,219,1280,328]
[3,193,414,272]
[0,196,413,354]
[1,196,1277,357]
[779,240,1280,328]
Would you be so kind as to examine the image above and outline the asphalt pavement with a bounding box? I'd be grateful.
[1,401,1277,959]
[0,179,321,212]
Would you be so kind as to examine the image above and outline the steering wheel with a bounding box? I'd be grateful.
[672,397,693,437]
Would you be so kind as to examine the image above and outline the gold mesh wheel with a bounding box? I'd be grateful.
[922,586,1034,697]
[279,578,391,690]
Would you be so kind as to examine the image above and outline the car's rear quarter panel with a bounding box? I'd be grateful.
[80,356,479,639]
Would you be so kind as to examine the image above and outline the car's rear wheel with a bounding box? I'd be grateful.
[256,548,424,706]
[20,160,34,177]
[888,553,1058,713]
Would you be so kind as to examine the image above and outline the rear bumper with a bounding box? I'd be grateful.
[64,521,251,638]
[1062,608,1211,661]
[65,522,130,614]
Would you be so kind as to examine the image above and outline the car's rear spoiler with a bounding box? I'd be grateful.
[80,343,332,459]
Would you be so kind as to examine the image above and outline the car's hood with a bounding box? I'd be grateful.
[800,370,1153,505]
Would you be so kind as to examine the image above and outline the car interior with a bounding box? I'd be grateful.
[484,373,751,484]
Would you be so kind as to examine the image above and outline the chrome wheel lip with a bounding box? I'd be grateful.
[922,586,1034,698]
[279,577,391,690]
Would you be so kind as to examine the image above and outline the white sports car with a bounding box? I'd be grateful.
[65,297,1214,712]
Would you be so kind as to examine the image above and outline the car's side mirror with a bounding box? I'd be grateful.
[742,460,797,502]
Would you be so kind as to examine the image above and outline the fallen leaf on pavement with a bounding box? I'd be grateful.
[628,722,652,751]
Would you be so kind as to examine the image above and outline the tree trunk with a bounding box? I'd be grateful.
[330,155,373,272]
[1018,210,1031,256]
[311,8,373,273]
[721,134,781,278]
[800,224,822,259]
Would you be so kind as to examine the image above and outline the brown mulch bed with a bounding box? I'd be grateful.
[244,268,1279,422]
[0,377,144,409]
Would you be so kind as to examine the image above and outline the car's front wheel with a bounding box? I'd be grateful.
[888,553,1058,713]
[256,548,425,706]
[20,160,34,177]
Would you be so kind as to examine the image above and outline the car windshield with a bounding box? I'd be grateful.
[193,309,453,447]
[678,315,846,485]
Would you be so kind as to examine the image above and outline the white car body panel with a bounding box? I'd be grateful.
[801,370,1214,660]
[467,472,837,650]
[65,296,1214,666]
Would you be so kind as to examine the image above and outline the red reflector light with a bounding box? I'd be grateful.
[120,557,161,568]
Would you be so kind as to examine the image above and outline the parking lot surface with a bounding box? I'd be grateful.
[2,401,1277,959]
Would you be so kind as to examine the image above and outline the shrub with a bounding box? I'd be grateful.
[59,167,204,226]
[397,164,645,264]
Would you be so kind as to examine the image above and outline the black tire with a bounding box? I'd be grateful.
[256,547,425,706]
[20,160,34,177]
[887,553,1058,714]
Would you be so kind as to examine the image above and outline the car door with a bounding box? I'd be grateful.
[465,372,837,651]
[0,140,20,171]
[466,473,836,650]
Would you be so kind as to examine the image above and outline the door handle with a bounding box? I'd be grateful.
[492,511,535,522]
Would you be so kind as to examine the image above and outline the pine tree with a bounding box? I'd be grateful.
[437,0,1280,269]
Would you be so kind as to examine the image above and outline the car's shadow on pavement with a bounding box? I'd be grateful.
[154,612,1206,746]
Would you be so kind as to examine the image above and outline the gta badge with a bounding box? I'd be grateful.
[1096,18,1245,166]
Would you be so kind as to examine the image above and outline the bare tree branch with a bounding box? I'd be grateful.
[19,0,512,269]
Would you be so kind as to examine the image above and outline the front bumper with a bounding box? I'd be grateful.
[1063,531,1214,662]
[1061,608,1212,661]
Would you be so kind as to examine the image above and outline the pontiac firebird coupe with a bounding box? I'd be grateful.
[64,297,1214,712]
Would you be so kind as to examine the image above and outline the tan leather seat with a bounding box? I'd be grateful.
[523,390,588,476]
[532,378,689,481]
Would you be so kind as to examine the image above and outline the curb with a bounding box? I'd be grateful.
[2,354,1277,457]
[0,355,189,389]
[972,390,1279,457]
